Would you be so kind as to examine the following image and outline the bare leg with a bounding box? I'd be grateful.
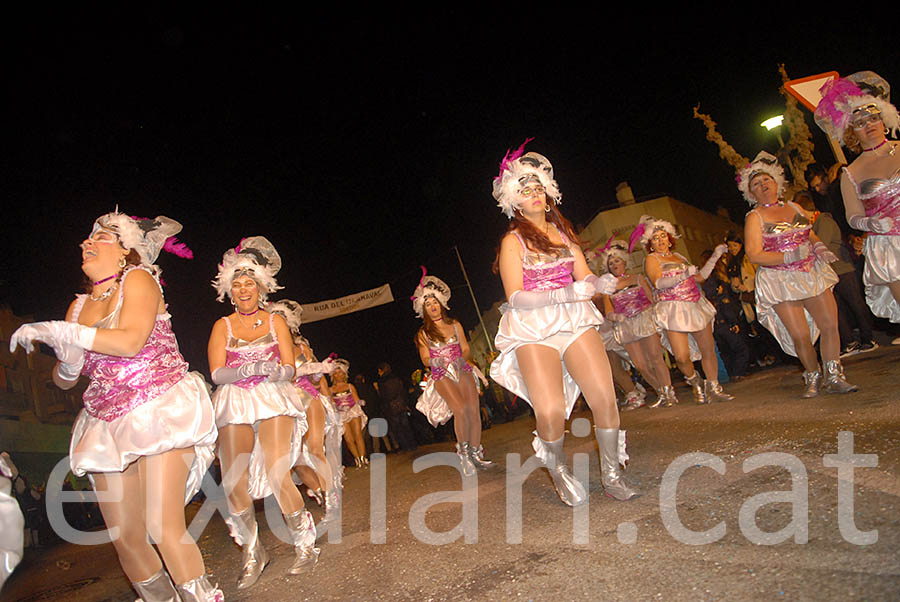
[93,465,161,582]
[606,350,635,395]
[692,324,719,381]
[802,289,841,363]
[257,416,304,515]
[456,374,483,447]
[303,397,333,491]
[888,280,900,307]
[348,417,367,460]
[141,449,205,584]
[342,423,360,459]
[640,334,672,388]
[772,300,819,372]
[292,465,320,494]
[434,378,471,443]
[515,344,567,441]
[665,331,697,377]
[563,329,619,430]
[623,340,661,392]
[218,423,255,514]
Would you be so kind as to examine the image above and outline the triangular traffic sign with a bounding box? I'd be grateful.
[784,71,840,112]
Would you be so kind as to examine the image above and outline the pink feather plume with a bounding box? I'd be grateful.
[817,78,866,130]
[410,265,428,300]
[597,234,615,254]
[495,137,535,180]
[628,224,646,253]
[163,236,194,259]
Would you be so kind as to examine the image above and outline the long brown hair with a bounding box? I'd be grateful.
[492,204,580,273]
[416,303,457,345]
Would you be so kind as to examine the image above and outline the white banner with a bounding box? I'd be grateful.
[300,284,394,323]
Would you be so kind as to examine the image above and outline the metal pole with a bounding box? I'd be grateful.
[454,245,494,354]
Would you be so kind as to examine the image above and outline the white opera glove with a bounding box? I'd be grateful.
[654,265,697,289]
[429,355,450,370]
[848,213,893,234]
[211,360,276,385]
[508,281,594,309]
[55,351,86,382]
[698,244,728,279]
[263,363,295,382]
[782,243,810,264]
[813,242,839,264]
[585,273,617,295]
[295,359,336,377]
[9,320,97,357]
[606,312,625,323]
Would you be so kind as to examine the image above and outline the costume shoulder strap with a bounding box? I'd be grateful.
[842,166,859,192]
[223,316,234,340]
[70,295,88,322]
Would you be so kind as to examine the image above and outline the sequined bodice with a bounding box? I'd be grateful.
[759,212,814,272]
[847,166,900,236]
[332,388,355,410]
[515,230,575,292]
[224,315,281,389]
[611,284,652,317]
[427,333,473,381]
[77,268,188,422]
[655,259,701,303]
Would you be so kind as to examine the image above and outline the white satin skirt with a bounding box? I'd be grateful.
[863,234,900,323]
[70,371,218,505]
[614,308,660,345]
[213,380,309,500]
[416,365,486,428]
[491,299,603,419]
[755,260,838,357]
[295,394,345,492]
[654,297,716,333]
[0,456,23,588]
[338,404,368,430]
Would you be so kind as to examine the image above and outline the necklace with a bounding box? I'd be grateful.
[93,274,117,286]
[90,283,118,302]
[758,200,784,208]
[237,308,263,329]
[862,139,889,153]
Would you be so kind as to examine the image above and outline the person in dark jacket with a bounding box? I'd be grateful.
[375,362,417,452]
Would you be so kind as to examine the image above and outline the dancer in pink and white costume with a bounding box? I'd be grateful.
[208,237,317,589]
[10,211,222,601]
[740,152,857,397]
[596,239,675,409]
[267,299,343,526]
[490,141,638,506]
[816,71,900,325]
[639,215,733,404]
[412,269,490,476]
[329,359,369,468]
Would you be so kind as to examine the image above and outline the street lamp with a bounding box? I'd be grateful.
[761,115,785,147]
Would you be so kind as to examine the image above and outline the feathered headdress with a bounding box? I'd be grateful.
[814,71,900,145]
[491,139,563,218]
[212,236,283,303]
[736,151,786,205]
[594,238,629,274]
[91,209,191,275]
[410,266,451,318]
[267,299,303,334]
[331,358,350,376]
[634,215,678,250]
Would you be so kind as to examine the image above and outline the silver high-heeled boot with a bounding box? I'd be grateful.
[822,360,859,394]
[284,509,320,574]
[685,372,707,404]
[353,456,362,468]
[534,435,587,507]
[323,489,341,523]
[456,442,477,476]
[704,379,734,402]
[801,367,821,398]
[232,505,268,590]
[468,444,493,470]
[594,427,640,501]
[647,385,677,408]
[132,568,179,602]
[176,575,224,602]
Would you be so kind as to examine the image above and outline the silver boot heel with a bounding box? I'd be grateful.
[132,568,179,602]
[284,509,320,574]
[468,444,493,470]
[823,360,859,394]
[704,379,734,402]
[231,505,268,590]
[685,372,707,404]
[801,367,822,398]
[456,442,477,476]
[534,434,587,506]
[176,575,224,602]
[594,427,640,501]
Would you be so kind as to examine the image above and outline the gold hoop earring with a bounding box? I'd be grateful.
[544,204,551,213]
[118,256,127,269]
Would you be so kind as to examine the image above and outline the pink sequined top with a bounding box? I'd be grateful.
[512,228,575,292]
[426,332,473,382]
[844,166,900,236]
[332,388,356,411]
[223,314,281,389]
[754,208,815,272]
[74,267,188,423]
[655,257,702,302]
[610,283,652,318]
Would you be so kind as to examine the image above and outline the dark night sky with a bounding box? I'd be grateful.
[4,7,899,380]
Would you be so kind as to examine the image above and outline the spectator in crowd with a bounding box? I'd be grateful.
[355,373,394,453]
[375,362,417,452]
[700,249,751,380]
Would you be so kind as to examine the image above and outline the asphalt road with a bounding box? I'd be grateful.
[4,346,899,602]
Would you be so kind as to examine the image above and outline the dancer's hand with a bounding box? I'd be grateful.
[9,320,96,357]
[783,243,810,264]
[849,214,893,234]
[813,242,839,264]
[585,273,617,295]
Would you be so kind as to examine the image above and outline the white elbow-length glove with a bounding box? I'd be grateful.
[262,363,295,382]
[295,358,335,377]
[654,265,697,289]
[848,214,893,234]
[507,280,595,309]
[782,243,810,264]
[698,244,728,279]
[585,273,618,295]
[813,242,839,264]
[10,321,97,384]
[211,360,276,385]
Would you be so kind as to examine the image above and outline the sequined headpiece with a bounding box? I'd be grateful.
[492,139,563,219]
[212,236,282,302]
[736,151,786,206]
[410,266,451,318]
[814,71,900,145]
